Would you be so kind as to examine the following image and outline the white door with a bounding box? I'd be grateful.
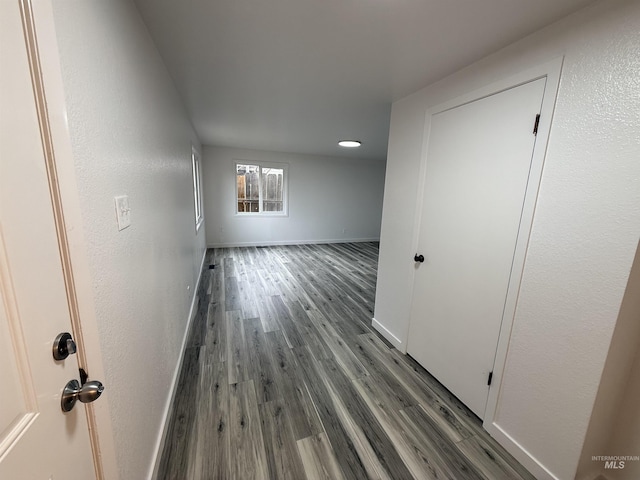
[407,78,546,419]
[0,1,96,478]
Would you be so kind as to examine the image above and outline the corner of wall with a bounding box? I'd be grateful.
[576,241,640,479]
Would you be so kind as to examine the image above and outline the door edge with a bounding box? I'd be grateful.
[20,1,119,478]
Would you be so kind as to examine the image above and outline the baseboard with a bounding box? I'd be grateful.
[147,248,207,480]
[484,422,559,480]
[207,237,380,248]
[372,318,406,352]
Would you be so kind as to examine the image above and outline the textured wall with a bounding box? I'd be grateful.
[375,0,640,478]
[607,345,640,480]
[51,1,206,478]
[494,3,640,475]
[202,146,386,247]
[578,241,640,479]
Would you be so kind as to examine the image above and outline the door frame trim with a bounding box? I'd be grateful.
[20,1,119,478]
[407,57,563,480]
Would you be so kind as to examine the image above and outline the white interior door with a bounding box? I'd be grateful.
[407,78,546,419]
[0,1,95,478]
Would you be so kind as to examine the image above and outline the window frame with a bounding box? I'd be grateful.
[234,160,289,217]
[191,146,204,231]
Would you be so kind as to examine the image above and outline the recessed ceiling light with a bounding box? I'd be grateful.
[338,140,361,148]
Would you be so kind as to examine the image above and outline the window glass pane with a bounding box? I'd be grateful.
[192,150,203,227]
[237,164,260,212]
[237,165,246,200]
[236,163,286,214]
[261,167,284,212]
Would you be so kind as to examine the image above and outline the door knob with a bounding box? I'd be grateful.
[52,332,77,360]
[61,379,104,412]
[414,254,425,263]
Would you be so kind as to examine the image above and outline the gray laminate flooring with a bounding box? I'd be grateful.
[157,242,535,480]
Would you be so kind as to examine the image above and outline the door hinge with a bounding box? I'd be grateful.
[533,114,541,135]
[487,371,493,386]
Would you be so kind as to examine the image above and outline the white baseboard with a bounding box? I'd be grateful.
[484,422,558,480]
[148,248,207,480]
[372,318,405,352]
[208,237,380,248]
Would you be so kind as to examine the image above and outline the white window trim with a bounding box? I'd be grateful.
[234,160,289,217]
[192,146,204,231]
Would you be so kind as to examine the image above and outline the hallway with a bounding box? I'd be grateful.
[156,243,533,479]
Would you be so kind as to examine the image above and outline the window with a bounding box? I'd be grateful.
[191,147,204,230]
[236,162,288,215]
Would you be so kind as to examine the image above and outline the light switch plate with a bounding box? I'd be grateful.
[114,195,131,231]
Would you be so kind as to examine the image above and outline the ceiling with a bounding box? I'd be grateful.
[134,0,594,161]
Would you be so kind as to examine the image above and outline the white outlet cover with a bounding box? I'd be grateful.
[114,195,131,231]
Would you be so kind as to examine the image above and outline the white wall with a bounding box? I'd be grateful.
[51,1,206,478]
[577,242,640,480]
[374,0,640,478]
[203,146,386,247]
[608,346,640,479]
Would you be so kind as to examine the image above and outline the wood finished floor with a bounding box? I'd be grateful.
[157,242,535,480]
